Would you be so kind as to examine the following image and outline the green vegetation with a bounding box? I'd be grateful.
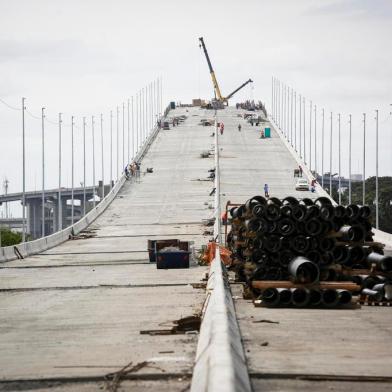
[0,228,23,247]
[327,176,392,234]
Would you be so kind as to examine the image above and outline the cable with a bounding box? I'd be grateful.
[25,109,41,120]
[0,97,21,111]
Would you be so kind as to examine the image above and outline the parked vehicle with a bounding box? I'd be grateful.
[295,178,309,191]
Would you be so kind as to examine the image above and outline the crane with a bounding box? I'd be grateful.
[198,37,253,106]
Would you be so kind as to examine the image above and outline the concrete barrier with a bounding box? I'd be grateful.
[191,116,251,392]
[0,121,162,263]
[269,115,392,247]
[191,248,252,392]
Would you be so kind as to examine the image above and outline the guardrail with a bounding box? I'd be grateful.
[269,115,392,248]
[191,118,252,392]
[0,118,162,262]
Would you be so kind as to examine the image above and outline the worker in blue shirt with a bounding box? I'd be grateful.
[264,184,269,198]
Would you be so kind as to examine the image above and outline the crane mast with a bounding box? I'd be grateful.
[198,37,224,101]
[198,37,253,106]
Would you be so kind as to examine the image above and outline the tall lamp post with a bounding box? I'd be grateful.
[41,107,45,237]
[375,109,379,229]
[363,113,366,205]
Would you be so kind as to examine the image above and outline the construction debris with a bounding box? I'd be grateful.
[227,195,392,308]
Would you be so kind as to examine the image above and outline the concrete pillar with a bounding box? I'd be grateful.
[27,199,42,240]
[61,199,68,228]
[98,181,104,200]
[52,198,59,233]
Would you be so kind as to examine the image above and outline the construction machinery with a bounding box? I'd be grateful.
[198,37,253,108]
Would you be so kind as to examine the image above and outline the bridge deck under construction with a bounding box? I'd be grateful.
[1,106,392,391]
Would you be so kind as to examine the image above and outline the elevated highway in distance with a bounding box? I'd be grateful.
[1,105,391,391]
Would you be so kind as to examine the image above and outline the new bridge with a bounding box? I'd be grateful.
[1,104,391,391]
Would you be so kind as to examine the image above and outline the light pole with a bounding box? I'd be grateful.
[299,94,302,158]
[131,96,134,159]
[363,113,366,205]
[136,92,139,155]
[122,102,125,170]
[290,88,293,145]
[294,92,297,151]
[41,107,45,237]
[348,114,352,204]
[330,112,333,196]
[321,109,325,188]
[83,117,86,215]
[100,113,104,200]
[58,113,62,231]
[271,76,274,119]
[110,110,113,189]
[127,98,130,163]
[309,100,312,171]
[303,97,306,164]
[280,81,282,129]
[71,116,75,225]
[314,105,317,175]
[283,84,286,135]
[140,89,143,146]
[375,109,379,229]
[22,97,26,242]
[271,76,274,118]
[338,113,341,205]
[92,115,96,208]
[116,106,119,180]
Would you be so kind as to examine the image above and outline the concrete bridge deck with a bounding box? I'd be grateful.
[1,106,391,391]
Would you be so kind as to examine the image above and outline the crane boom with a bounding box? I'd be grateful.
[225,79,253,100]
[199,37,224,101]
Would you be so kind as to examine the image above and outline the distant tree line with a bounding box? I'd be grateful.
[326,176,392,234]
[0,228,23,247]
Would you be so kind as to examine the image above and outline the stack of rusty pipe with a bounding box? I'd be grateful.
[227,195,392,307]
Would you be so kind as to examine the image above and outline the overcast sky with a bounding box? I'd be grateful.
[1,0,392,215]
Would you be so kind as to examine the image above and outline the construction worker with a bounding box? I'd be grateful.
[221,211,228,225]
[264,183,269,198]
[238,124,242,132]
[311,178,316,193]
